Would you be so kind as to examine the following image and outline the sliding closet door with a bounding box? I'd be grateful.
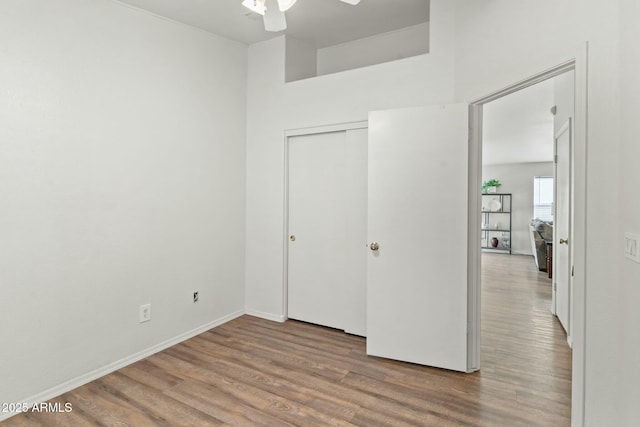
[288,127,367,335]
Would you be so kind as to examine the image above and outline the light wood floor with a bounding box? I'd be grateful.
[4,253,571,426]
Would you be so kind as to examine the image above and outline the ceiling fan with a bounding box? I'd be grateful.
[242,0,361,32]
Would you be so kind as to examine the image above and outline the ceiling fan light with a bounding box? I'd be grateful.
[277,0,297,12]
[242,0,266,15]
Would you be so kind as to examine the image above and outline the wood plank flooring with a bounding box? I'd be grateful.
[3,253,571,426]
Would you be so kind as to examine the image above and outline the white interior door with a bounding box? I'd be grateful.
[288,128,367,336]
[554,119,572,337]
[367,105,470,372]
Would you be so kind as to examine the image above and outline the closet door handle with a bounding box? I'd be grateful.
[370,242,379,251]
[559,238,568,245]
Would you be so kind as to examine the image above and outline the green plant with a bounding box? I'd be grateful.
[482,179,502,193]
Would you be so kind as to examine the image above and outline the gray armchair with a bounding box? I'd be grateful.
[530,219,553,271]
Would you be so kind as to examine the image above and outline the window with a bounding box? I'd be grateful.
[533,176,553,221]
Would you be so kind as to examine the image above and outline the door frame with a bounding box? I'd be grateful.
[282,121,368,322]
[468,45,588,426]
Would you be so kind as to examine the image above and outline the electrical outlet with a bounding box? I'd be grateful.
[193,292,199,303]
[139,304,151,323]
[624,232,640,263]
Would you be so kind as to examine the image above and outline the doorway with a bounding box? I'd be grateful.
[478,70,575,422]
[468,51,588,426]
[480,71,574,343]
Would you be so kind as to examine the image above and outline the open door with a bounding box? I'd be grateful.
[367,104,470,372]
[553,119,572,341]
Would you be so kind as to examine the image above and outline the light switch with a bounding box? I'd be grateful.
[624,232,640,263]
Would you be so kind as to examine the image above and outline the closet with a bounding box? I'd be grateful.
[287,125,368,336]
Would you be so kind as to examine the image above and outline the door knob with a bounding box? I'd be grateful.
[370,242,379,251]
[559,238,569,245]
[290,235,296,242]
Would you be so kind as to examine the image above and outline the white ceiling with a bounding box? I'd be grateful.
[482,78,556,166]
[116,0,430,48]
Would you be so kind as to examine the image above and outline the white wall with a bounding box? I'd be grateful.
[452,0,629,424]
[0,0,247,410]
[483,162,553,255]
[317,22,430,76]
[245,0,456,320]
[285,36,317,82]
[617,0,640,424]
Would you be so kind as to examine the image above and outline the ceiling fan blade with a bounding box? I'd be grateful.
[339,0,361,5]
[264,0,287,31]
[277,0,297,12]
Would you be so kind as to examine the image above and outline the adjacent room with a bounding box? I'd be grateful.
[479,71,576,425]
[481,71,576,341]
[2,0,640,426]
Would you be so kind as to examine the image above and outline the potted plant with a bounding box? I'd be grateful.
[482,179,501,194]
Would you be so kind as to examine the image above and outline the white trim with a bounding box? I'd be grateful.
[0,310,244,423]
[245,308,286,323]
[285,121,368,137]
[469,61,576,105]
[570,43,588,427]
[283,130,290,321]
[467,104,483,372]
[283,121,369,324]
[468,43,588,427]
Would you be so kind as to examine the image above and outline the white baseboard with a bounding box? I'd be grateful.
[0,310,244,423]
[245,308,286,323]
